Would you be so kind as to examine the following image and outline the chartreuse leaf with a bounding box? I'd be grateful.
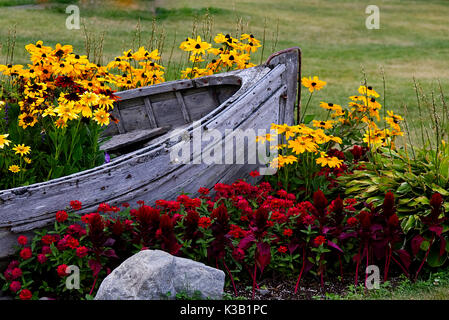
[396,182,412,194]
[427,247,447,268]
[431,184,449,196]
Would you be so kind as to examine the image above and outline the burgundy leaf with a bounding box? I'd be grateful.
[429,225,443,236]
[411,235,424,257]
[395,249,411,270]
[238,234,255,250]
[103,238,116,247]
[102,249,119,259]
[255,242,271,274]
[327,240,343,253]
[288,243,299,255]
[88,259,102,276]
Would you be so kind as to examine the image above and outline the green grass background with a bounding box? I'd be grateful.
[0,0,448,140]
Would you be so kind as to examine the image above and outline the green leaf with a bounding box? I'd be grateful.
[396,182,412,194]
[303,114,315,124]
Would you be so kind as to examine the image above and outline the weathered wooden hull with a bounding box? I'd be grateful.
[0,48,300,259]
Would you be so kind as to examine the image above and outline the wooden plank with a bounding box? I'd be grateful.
[175,91,192,123]
[114,80,195,100]
[100,126,172,153]
[114,105,126,134]
[143,97,158,128]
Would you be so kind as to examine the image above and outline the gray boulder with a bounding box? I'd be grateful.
[95,250,225,300]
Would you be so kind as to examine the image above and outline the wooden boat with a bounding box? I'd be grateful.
[0,48,301,259]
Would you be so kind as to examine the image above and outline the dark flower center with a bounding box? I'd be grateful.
[311,82,316,86]
[195,44,201,49]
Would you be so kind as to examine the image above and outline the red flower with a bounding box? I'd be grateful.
[17,235,28,246]
[229,224,247,239]
[56,210,68,222]
[19,289,32,300]
[314,235,326,246]
[64,235,79,249]
[41,235,56,245]
[9,281,21,293]
[76,246,89,258]
[302,214,315,225]
[283,228,293,237]
[70,200,82,211]
[249,170,260,177]
[137,200,145,206]
[122,202,130,208]
[198,187,210,195]
[277,246,287,253]
[347,217,358,227]
[232,248,245,261]
[20,248,32,260]
[37,254,47,264]
[98,203,112,212]
[198,217,211,229]
[11,268,22,279]
[41,246,51,255]
[57,264,69,278]
[388,214,400,227]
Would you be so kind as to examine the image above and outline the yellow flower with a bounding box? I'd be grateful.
[270,154,298,168]
[12,144,31,156]
[18,113,38,129]
[9,165,21,173]
[301,76,326,93]
[93,108,110,126]
[312,120,334,130]
[24,157,32,164]
[319,102,342,111]
[316,153,343,168]
[55,118,67,129]
[0,134,11,149]
[358,85,380,98]
[97,94,115,110]
[54,103,78,121]
[271,124,300,139]
[183,36,211,56]
[256,133,276,143]
[81,91,99,106]
[288,136,318,154]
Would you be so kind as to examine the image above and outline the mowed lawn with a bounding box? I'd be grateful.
[1,0,448,140]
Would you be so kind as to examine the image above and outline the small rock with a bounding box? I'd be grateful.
[95,250,225,300]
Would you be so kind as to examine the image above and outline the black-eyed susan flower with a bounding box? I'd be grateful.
[18,113,38,129]
[9,165,21,173]
[97,94,115,110]
[81,91,99,106]
[93,108,110,126]
[0,134,11,149]
[288,136,318,154]
[316,152,343,168]
[319,102,342,112]
[358,85,379,98]
[271,124,300,140]
[12,144,31,156]
[302,76,326,93]
[312,120,334,129]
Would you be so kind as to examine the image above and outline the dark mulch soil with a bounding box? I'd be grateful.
[224,272,404,300]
